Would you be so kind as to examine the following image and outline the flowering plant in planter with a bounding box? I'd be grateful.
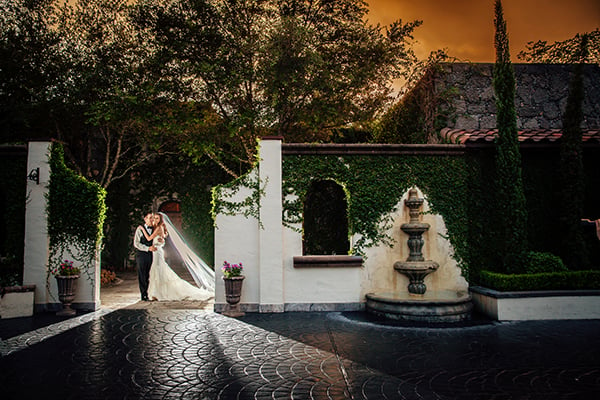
[222,261,243,278]
[51,259,81,276]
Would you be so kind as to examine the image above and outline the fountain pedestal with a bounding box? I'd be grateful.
[366,188,472,322]
[394,260,439,295]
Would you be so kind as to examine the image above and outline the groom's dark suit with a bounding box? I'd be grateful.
[135,225,153,301]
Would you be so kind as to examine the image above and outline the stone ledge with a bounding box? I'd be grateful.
[1,284,36,295]
[214,302,364,313]
[293,255,363,268]
[214,303,259,313]
[470,286,600,298]
[470,286,600,321]
[0,285,36,319]
[284,302,364,312]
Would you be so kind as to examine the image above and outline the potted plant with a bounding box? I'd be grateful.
[222,261,244,317]
[51,259,80,316]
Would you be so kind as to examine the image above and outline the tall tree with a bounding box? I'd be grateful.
[558,34,590,268]
[51,0,167,189]
[134,0,422,177]
[0,0,59,141]
[492,0,528,273]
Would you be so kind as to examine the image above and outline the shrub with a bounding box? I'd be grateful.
[100,269,117,286]
[0,256,21,287]
[525,251,567,274]
[479,269,600,291]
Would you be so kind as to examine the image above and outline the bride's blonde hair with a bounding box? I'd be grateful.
[155,213,168,237]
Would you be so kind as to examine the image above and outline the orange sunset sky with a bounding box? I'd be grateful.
[367,0,600,62]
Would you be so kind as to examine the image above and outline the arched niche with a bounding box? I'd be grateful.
[302,180,349,256]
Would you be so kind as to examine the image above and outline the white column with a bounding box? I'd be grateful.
[258,137,284,312]
[23,141,52,310]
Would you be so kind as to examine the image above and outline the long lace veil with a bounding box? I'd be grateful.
[159,212,215,291]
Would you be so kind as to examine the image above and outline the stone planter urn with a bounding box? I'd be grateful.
[223,275,245,317]
[55,275,79,316]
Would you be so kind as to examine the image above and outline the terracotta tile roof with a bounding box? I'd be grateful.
[441,128,600,145]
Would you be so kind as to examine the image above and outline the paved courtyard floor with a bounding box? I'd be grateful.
[1,272,599,399]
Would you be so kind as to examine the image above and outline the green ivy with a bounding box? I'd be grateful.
[282,154,471,277]
[211,165,266,227]
[47,143,107,287]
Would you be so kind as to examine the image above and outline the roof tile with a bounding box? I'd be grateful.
[440,128,600,145]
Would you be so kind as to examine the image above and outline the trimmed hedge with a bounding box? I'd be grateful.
[479,270,600,291]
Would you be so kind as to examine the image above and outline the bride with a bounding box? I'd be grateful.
[140,212,214,301]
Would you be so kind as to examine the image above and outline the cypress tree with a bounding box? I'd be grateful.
[492,0,528,273]
[559,34,589,268]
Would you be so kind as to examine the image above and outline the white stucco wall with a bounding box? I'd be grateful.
[282,224,363,306]
[23,141,52,308]
[213,140,467,312]
[258,139,284,312]
[214,173,261,310]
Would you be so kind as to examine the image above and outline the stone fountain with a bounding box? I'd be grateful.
[365,188,472,322]
[393,188,439,295]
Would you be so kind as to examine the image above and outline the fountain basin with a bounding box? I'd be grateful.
[365,290,473,322]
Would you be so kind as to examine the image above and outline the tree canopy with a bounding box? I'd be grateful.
[1,0,423,181]
[133,0,422,177]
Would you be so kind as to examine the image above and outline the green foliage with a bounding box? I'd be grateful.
[180,174,221,266]
[492,0,528,273]
[524,251,567,274]
[558,35,589,268]
[0,256,21,287]
[0,0,59,142]
[479,270,600,291]
[133,0,422,176]
[47,142,107,283]
[518,28,600,64]
[281,154,471,276]
[212,168,265,226]
[374,51,459,144]
[106,152,229,269]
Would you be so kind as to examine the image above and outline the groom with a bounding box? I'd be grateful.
[133,212,157,301]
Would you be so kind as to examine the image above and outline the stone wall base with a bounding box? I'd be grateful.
[34,302,99,314]
[214,302,364,313]
[470,286,600,321]
[0,287,35,319]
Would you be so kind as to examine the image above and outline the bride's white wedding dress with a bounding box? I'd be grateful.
[147,235,213,301]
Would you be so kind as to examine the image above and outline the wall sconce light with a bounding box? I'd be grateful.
[27,167,40,185]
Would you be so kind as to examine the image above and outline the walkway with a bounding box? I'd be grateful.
[1,272,599,399]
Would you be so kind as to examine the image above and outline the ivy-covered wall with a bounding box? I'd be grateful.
[282,153,472,277]
[47,143,107,280]
[282,146,600,283]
